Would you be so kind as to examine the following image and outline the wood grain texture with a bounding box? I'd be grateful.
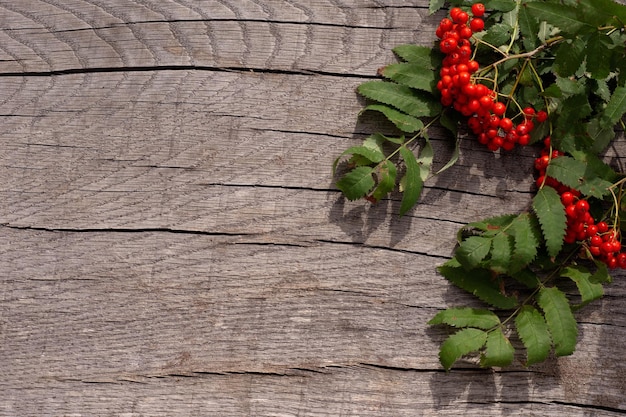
[1,0,625,416]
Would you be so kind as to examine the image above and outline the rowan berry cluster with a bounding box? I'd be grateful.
[534,138,626,269]
[435,3,548,151]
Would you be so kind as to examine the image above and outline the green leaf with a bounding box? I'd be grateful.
[532,186,567,258]
[429,0,445,15]
[357,81,441,118]
[429,308,501,330]
[438,265,518,310]
[601,86,626,129]
[362,104,424,133]
[370,160,397,202]
[588,118,616,153]
[518,4,540,50]
[515,305,552,366]
[392,44,439,68]
[484,0,517,13]
[481,329,515,368]
[591,261,612,284]
[382,62,437,92]
[490,233,513,273]
[561,265,604,308]
[456,236,492,269]
[467,214,517,235]
[586,31,612,80]
[399,146,423,216]
[553,38,586,77]
[545,156,584,190]
[335,166,375,201]
[439,328,488,371]
[523,2,595,36]
[537,287,578,357]
[481,23,514,47]
[509,213,541,273]
[332,144,385,174]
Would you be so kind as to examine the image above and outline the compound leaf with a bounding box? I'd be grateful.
[524,2,595,36]
[509,213,541,273]
[335,166,375,201]
[357,81,441,117]
[392,44,439,68]
[532,186,567,258]
[332,144,385,174]
[382,62,437,92]
[537,287,578,357]
[481,329,515,368]
[429,307,501,330]
[439,328,488,371]
[362,104,424,133]
[515,305,552,366]
[490,232,513,273]
[370,160,397,202]
[456,236,492,269]
[438,264,518,310]
[601,86,626,129]
[399,146,423,216]
[561,265,604,308]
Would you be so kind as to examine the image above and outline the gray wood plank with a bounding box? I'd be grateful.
[1,0,626,416]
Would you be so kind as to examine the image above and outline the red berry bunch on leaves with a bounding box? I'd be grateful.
[534,138,626,269]
[435,3,548,151]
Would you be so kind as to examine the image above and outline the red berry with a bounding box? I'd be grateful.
[586,224,599,238]
[560,191,575,207]
[590,235,603,247]
[536,110,548,123]
[470,18,484,32]
[597,221,609,233]
[455,11,470,24]
[499,117,513,132]
[440,38,458,54]
[492,102,506,116]
[440,18,454,32]
[471,3,486,17]
[575,199,589,215]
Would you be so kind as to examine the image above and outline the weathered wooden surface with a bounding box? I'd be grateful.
[1,1,625,415]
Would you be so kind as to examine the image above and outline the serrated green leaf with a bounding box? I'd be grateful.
[586,31,612,80]
[532,186,567,258]
[370,160,397,202]
[392,44,440,68]
[524,2,595,36]
[382,62,437,92]
[481,329,515,368]
[588,118,616,153]
[332,145,385,174]
[467,214,517,232]
[545,156,585,189]
[515,305,552,366]
[357,81,441,118]
[509,213,541,273]
[482,23,513,47]
[399,146,423,216]
[601,86,626,129]
[591,260,612,284]
[578,0,626,27]
[484,0,517,12]
[456,236,493,269]
[511,269,540,289]
[537,287,578,357]
[553,38,586,77]
[518,4,539,50]
[439,328,488,371]
[362,104,424,133]
[561,265,604,308]
[438,265,518,310]
[429,308,501,330]
[429,0,445,15]
[490,233,513,273]
[335,166,376,201]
